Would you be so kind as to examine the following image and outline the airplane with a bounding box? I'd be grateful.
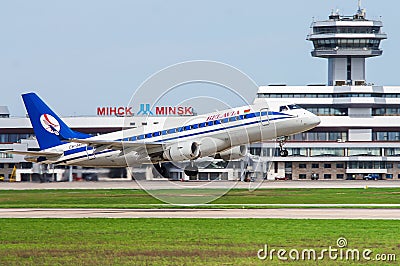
[6,92,320,177]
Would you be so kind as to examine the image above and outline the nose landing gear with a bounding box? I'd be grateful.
[280,149,289,157]
[277,136,289,157]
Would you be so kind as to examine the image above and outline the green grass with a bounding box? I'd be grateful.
[0,219,398,265]
[1,188,400,208]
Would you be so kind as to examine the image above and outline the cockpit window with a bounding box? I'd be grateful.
[280,105,302,112]
[288,104,301,110]
[279,106,289,112]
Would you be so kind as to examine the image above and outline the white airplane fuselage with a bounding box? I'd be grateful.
[29,100,320,167]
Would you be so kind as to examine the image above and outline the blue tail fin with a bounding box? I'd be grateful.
[22,92,91,150]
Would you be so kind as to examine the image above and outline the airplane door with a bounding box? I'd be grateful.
[86,145,96,160]
[260,108,270,126]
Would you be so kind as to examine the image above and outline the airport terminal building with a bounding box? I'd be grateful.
[2,5,400,181]
[253,6,400,180]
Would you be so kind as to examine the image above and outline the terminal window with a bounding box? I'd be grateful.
[324,164,331,168]
[250,148,261,156]
[21,162,32,169]
[336,163,344,168]
[299,174,307,179]
[312,164,319,168]
[299,164,307,169]
[324,174,332,179]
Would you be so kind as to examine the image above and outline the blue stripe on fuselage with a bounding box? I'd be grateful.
[64,146,94,156]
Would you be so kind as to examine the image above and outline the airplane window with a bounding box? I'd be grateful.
[222,118,229,123]
[153,132,160,137]
[177,127,184,132]
[161,130,167,135]
[130,136,137,141]
[199,122,206,128]
[229,117,236,122]
[238,115,244,120]
[214,120,221,125]
[146,133,152,138]
[138,135,145,140]
[207,121,213,126]
[192,124,199,129]
[279,106,289,112]
[184,125,191,131]
[167,128,176,134]
[261,111,268,116]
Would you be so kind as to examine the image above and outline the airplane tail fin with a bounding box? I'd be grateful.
[22,92,91,150]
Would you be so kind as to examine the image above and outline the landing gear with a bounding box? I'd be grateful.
[277,136,289,157]
[184,161,199,177]
[153,163,169,178]
[280,149,289,157]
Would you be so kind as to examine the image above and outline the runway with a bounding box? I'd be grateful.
[1,180,400,190]
[1,208,400,219]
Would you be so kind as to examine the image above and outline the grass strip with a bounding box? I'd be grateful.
[0,218,398,265]
[1,188,400,208]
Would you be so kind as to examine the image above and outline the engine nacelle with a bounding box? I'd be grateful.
[163,142,201,162]
[217,145,247,161]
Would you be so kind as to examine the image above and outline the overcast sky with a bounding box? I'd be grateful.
[1,0,399,116]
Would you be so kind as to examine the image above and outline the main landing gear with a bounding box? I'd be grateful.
[184,161,199,177]
[278,136,289,157]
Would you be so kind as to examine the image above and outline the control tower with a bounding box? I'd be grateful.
[307,1,387,86]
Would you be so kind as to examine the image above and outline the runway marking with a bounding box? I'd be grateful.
[2,180,400,190]
[132,204,400,207]
[1,208,400,219]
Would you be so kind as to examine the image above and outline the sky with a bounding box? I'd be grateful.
[1,0,399,116]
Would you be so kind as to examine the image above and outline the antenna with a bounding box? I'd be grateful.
[356,0,366,18]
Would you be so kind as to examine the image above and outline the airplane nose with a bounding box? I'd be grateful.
[305,114,321,127]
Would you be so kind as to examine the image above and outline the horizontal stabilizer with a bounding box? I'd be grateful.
[3,150,63,157]
[2,150,63,163]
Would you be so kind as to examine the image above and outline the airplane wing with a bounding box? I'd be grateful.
[66,138,164,154]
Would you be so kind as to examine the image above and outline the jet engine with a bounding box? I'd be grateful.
[163,142,201,162]
[217,145,247,161]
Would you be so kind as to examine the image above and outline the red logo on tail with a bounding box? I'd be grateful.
[40,114,60,135]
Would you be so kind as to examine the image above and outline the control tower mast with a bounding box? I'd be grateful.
[307,2,387,86]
